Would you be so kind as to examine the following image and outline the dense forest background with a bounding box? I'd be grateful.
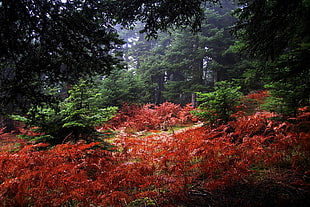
[1,0,309,124]
[113,1,250,106]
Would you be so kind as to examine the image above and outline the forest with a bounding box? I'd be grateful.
[0,0,309,206]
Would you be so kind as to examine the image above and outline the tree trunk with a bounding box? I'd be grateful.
[191,93,197,108]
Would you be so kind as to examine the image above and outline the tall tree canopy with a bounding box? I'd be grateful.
[234,0,310,62]
[0,0,122,110]
[1,0,219,113]
[1,0,309,118]
[108,0,220,37]
[233,0,310,78]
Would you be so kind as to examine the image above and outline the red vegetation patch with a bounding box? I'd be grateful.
[0,100,309,206]
[246,90,270,103]
[239,90,270,115]
[105,102,197,132]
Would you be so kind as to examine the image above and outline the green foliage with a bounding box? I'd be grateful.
[0,0,124,113]
[261,44,310,116]
[128,197,157,207]
[120,1,248,105]
[12,80,117,146]
[1,0,215,116]
[99,69,150,107]
[263,80,309,116]
[111,0,217,38]
[201,1,247,84]
[233,0,309,61]
[193,81,242,125]
[163,81,209,104]
[233,0,310,116]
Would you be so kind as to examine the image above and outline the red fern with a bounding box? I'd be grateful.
[1,108,309,206]
[246,90,270,103]
[106,102,197,132]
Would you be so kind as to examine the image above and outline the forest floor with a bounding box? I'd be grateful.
[0,132,28,152]
[1,103,310,206]
[110,118,310,207]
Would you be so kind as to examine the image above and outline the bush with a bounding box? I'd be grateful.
[193,81,242,125]
[263,80,309,116]
[12,80,117,146]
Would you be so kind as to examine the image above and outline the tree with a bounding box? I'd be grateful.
[0,0,221,129]
[0,0,220,106]
[201,1,242,84]
[0,0,124,122]
[12,80,117,145]
[125,32,172,104]
[140,1,244,104]
[99,69,149,107]
[162,29,207,104]
[233,0,309,62]
[233,0,310,115]
[109,0,220,38]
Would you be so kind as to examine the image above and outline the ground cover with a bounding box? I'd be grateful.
[0,96,310,206]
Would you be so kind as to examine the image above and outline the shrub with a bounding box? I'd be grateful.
[12,80,117,146]
[193,81,242,125]
[263,81,309,116]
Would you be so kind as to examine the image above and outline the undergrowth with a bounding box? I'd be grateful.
[0,93,310,206]
[104,102,197,132]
